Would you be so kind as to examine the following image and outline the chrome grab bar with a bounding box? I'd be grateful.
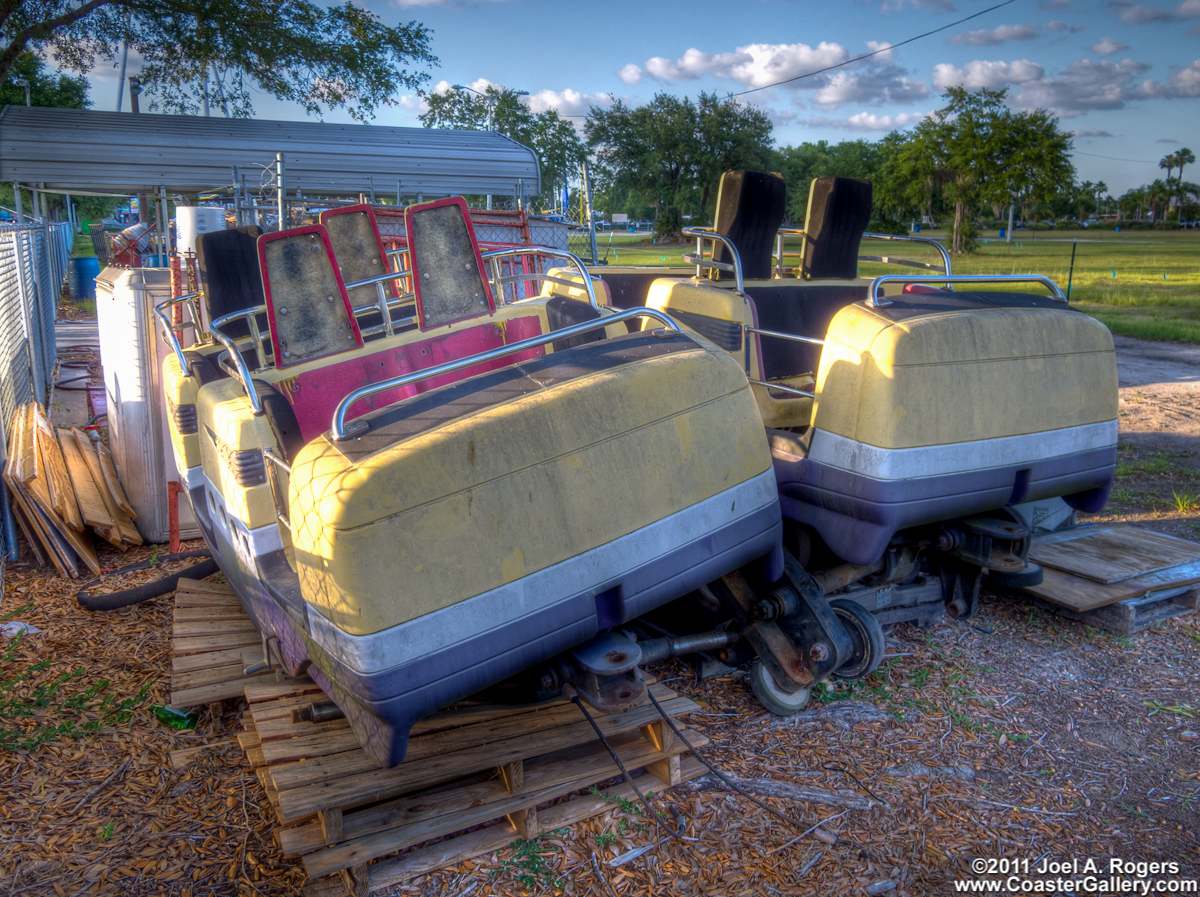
[682,227,744,294]
[860,233,953,280]
[748,378,815,399]
[868,274,1068,309]
[153,292,207,368]
[209,307,268,414]
[745,326,825,347]
[262,449,292,532]
[480,247,599,310]
[331,307,683,441]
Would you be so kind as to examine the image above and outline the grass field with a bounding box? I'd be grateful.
[592,228,1200,343]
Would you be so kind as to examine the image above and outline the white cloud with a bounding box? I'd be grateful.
[617,63,642,85]
[392,0,515,6]
[525,88,611,117]
[1167,58,1200,94]
[813,66,929,107]
[397,94,428,115]
[431,77,501,96]
[634,41,849,88]
[1017,58,1147,110]
[948,23,1039,45]
[932,59,1045,90]
[1109,0,1200,22]
[1090,37,1130,53]
[809,111,929,130]
[1157,137,1180,142]
[864,40,897,63]
[1071,128,1115,136]
[881,0,955,11]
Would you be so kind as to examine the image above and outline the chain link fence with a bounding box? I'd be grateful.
[0,222,74,448]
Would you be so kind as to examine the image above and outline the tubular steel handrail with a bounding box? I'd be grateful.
[772,229,954,283]
[682,227,744,294]
[331,307,683,441]
[745,326,825,347]
[481,246,599,310]
[209,307,269,414]
[748,378,815,399]
[153,292,206,368]
[868,274,1068,309]
[860,233,953,280]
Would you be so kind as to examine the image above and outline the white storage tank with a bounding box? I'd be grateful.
[175,206,227,257]
[95,266,200,542]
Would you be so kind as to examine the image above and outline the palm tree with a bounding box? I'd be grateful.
[1160,152,1178,188]
[1148,179,1172,221]
[1095,181,1108,217]
[1175,148,1195,217]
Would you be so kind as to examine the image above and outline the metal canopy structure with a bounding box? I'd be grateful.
[0,106,541,198]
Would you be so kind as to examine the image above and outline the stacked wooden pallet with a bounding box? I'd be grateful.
[1022,523,1200,633]
[170,578,270,707]
[2,402,141,577]
[237,677,706,897]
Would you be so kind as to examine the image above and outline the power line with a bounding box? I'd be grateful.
[725,0,1019,99]
[1073,150,1159,164]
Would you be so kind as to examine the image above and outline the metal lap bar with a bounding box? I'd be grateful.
[332,307,683,441]
[748,378,815,399]
[868,274,1068,309]
[339,266,417,338]
[481,247,599,310]
[262,449,292,531]
[746,326,825,347]
[774,228,806,277]
[209,308,269,414]
[860,233,953,281]
[682,227,744,294]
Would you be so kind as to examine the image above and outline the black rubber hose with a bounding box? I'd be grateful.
[77,550,218,612]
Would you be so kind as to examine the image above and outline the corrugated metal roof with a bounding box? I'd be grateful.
[0,106,541,197]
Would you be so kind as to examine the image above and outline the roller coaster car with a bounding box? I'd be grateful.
[591,171,1118,713]
[157,199,785,766]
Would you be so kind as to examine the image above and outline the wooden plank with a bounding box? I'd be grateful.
[33,411,83,532]
[1030,524,1200,584]
[8,487,47,566]
[57,426,114,532]
[172,646,263,674]
[281,728,706,859]
[9,481,69,577]
[175,577,237,598]
[350,759,707,896]
[71,428,141,546]
[173,591,243,609]
[244,678,323,704]
[173,632,263,653]
[171,674,274,707]
[1024,558,1200,612]
[96,440,136,519]
[273,693,697,822]
[261,729,362,765]
[171,662,260,691]
[24,469,99,576]
[173,605,252,623]
[173,619,260,637]
[17,404,36,484]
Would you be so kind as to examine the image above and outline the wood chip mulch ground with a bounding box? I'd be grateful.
[1,535,1198,897]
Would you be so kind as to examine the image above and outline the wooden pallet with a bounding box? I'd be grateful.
[234,678,707,896]
[1034,581,1200,635]
[170,578,272,707]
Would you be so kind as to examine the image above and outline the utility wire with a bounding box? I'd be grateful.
[725,0,1019,99]
[1072,150,1160,164]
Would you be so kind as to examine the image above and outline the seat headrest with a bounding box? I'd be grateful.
[802,177,872,280]
[196,225,264,339]
[712,170,787,282]
[257,225,363,368]
[404,197,495,329]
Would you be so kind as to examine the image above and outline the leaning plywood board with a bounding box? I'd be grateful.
[71,429,140,547]
[1024,557,1200,612]
[22,446,99,576]
[96,441,136,519]
[57,428,114,535]
[1029,524,1200,584]
[33,411,84,532]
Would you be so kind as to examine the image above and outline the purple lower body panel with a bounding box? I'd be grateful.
[774,447,1116,565]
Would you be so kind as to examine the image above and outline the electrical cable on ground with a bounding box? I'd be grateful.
[77,550,216,611]
[645,688,817,837]
[570,694,669,845]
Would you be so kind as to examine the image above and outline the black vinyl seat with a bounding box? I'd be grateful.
[711,170,787,281]
[195,225,265,339]
[800,177,872,280]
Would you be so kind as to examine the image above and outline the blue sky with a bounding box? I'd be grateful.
[86,0,1200,193]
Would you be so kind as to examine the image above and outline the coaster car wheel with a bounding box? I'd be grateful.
[829,598,885,680]
[749,660,811,716]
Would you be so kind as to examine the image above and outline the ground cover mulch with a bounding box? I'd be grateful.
[1,536,1197,897]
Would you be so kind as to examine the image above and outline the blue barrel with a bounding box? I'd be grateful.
[68,256,100,300]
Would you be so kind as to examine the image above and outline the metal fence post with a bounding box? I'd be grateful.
[12,232,44,402]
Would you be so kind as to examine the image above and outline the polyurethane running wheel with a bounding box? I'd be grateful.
[749,660,811,716]
[829,598,886,680]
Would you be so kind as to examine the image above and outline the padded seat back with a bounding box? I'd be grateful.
[801,177,872,280]
[319,204,398,310]
[712,170,787,282]
[195,225,264,339]
[258,225,363,369]
[405,197,495,329]
[749,284,868,379]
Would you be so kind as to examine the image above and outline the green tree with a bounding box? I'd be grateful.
[1174,148,1195,217]
[0,51,88,108]
[882,87,1073,253]
[420,85,585,210]
[0,0,435,121]
[776,139,890,222]
[586,92,773,240]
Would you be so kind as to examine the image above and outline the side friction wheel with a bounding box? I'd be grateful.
[829,598,886,680]
[749,660,811,716]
